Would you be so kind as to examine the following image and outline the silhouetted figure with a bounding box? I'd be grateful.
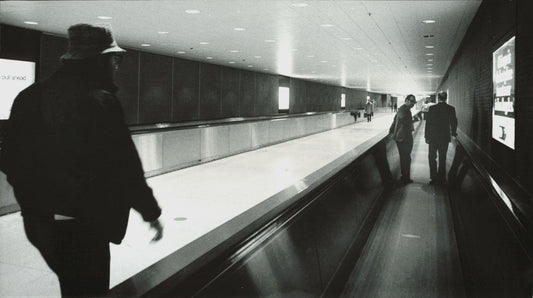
[0,24,164,297]
[364,98,374,122]
[425,91,457,185]
[389,95,417,184]
[420,98,435,120]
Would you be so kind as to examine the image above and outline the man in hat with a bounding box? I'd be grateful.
[0,23,164,296]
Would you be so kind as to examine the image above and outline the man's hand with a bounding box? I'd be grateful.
[149,219,164,242]
[425,138,429,144]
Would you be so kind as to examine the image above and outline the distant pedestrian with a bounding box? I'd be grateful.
[425,91,457,185]
[0,23,164,296]
[389,95,417,184]
[420,98,435,120]
[364,98,374,122]
[393,103,398,112]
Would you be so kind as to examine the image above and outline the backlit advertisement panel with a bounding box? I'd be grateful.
[492,36,515,149]
[0,58,36,120]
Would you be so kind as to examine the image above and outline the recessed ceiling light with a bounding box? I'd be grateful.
[320,24,334,27]
[254,56,262,58]
[428,59,433,62]
[425,45,434,49]
[158,31,169,34]
[265,39,276,43]
[291,3,308,7]
[427,64,433,66]
[97,16,112,20]
[24,21,38,25]
[233,27,245,31]
[307,55,315,58]
[422,20,436,24]
[229,61,236,64]
[248,65,253,67]
[185,9,201,14]
[206,57,213,59]
[200,41,210,45]
[320,60,328,63]
[141,44,151,47]
[426,53,434,56]
[264,68,269,71]
[178,51,186,54]
[230,50,240,53]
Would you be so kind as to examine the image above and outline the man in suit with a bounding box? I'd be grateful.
[425,91,457,184]
[0,24,164,296]
[389,94,417,184]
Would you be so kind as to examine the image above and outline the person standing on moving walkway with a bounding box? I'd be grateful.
[425,91,457,185]
[389,95,417,184]
[364,97,374,122]
[0,23,164,296]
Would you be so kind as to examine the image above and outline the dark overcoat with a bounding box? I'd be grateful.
[424,102,458,143]
[389,104,414,142]
[0,62,161,244]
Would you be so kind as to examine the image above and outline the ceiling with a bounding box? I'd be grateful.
[0,0,482,96]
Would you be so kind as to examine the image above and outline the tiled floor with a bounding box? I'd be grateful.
[0,112,396,297]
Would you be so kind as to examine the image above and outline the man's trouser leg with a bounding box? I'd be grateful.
[428,142,438,180]
[437,142,449,181]
[23,216,110,297]
[396,138,413,181]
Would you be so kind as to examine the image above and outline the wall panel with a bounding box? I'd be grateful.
[116,50,140,125]
[173,58,200,122]
[229,123,252,153]
[289,79,306,113]
[255,73,278,116]
[240,71,256,117]
[221,67,241,118]
[162,129,201,169]
[199,63,222,120]
[1,24,41,64]
[201,126,229,161]
[139,52,172,124]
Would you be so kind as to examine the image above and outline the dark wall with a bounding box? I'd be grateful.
[0,24,41,64]
[438,0,533,194]
[346,89,368,110]
[139,52,173,123]
[289,79,345,113]
[1,24,378,126]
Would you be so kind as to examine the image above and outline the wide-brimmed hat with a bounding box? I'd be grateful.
[61,23,126,60]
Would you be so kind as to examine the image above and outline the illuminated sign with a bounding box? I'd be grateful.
[492,36,515,149]
[0,58,36,120]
